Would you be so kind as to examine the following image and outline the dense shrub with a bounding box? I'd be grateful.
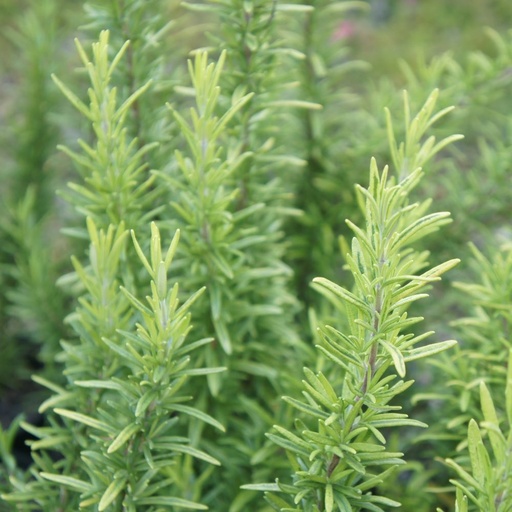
[1,2,512,511]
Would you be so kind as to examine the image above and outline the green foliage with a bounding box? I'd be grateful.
[6,1,61,213]
[416,242,512,452]
[0,0,70,395]
[245,90,461,512]
[371,28,512,261]
[164,49,255,362]
[80,0,190,166]
[3,220,223,511]
[2,24,224,511]
[1,2,512,512]
[52,31,161,231]
[444,352,512,512]
[277,1,370,299]
[157,10,309,504]
[410,240,512,511]
[0,189,68,373]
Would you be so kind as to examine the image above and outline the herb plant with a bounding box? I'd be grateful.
[1,2,512,512]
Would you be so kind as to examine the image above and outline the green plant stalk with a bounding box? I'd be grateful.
[8,1,61,214]
[82,0,183,163]
[246,89,462,511]
[53,31,161,232]
[158,47,304,509]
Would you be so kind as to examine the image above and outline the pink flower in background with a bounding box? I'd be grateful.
[332,20,357,41]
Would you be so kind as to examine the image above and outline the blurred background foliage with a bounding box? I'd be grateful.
[1,1,512,510]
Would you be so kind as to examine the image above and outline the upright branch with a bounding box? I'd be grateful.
[246,89,463,512]
[53,30,161,232]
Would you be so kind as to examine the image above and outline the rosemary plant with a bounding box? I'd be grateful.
[245,90,462,511]
[1,189,68,373]
[3,30,223,511]
[52,31,161,232]
[81,0,187,169]
[394,28,512,263]
[3,220,224,511]
[443,351,512,512]
[3,3,512,512]
[157,2,319,507]
[158,43,307,508]
[0,0,69,393]
[414,243,512,454]
[279,0,370,303]
[6,0,62,214]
